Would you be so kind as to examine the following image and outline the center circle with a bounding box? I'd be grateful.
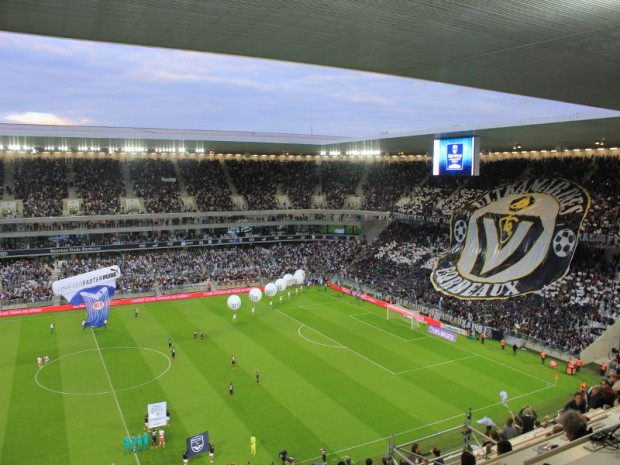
[35,347,171,395]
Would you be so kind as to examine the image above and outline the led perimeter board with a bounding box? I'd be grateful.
[433,136,480,176]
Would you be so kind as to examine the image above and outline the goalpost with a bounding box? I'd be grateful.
[386,303,421,329]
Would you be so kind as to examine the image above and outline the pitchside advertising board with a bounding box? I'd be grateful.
[432,177,590,299]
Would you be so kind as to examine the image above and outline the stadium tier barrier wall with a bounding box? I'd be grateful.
[580,318,620,366]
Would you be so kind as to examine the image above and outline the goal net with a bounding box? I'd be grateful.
[386,303,421,329]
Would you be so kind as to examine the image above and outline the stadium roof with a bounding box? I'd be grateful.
[2,113,620,155]
[1,1,620,111]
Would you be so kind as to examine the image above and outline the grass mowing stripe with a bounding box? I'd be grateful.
[394,355,479,374]
[151,299,331,463]
[348,313,427,342]
[0,290,604,465]
[91,328,141,465]
[0,318,22,455]
[297,382,557,464]
[1,319,71,465]
[226,305,419,458]
[275,308,396,375]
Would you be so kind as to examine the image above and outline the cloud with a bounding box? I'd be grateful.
[3,112,90,125]
[150,70,275,90]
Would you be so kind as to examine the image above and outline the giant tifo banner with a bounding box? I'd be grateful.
[52,266,121,328]
[432,178,590,299]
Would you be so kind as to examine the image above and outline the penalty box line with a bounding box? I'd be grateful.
[296,382,557,464]
[329,296,429,338]
[280,308,463,376]
[349,313,428,342]
[328,296,551,387]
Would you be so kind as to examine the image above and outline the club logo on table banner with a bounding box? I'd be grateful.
[187,431,209,457]
[52,266,121,328]
[147,401,167,428]
[431,178,589,299]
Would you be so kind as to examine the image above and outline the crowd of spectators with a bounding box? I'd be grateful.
[52,240,360,292]
[14,158,67,217]
[0,156,618,241]
[275,161,318,209]
[129,159,184,213]
[346,221,619,354]
[362,161,429,210]
[321,161,364,209]
[73,158,125,215]
[227,160,279,210]
[0,258,54,303]
[179,159,233,211]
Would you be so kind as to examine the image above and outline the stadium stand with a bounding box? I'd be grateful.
[178,159,234,211]
[129,158,184,213]
[73,158,125,215]
[14,158,67,217]
[0,154,619,353]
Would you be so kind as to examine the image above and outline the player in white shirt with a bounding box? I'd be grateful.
[158,428,165,447]
[44,354,49,364]
[37,356,42,368]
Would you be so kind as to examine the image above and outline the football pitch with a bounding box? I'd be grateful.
[0,288,599,465]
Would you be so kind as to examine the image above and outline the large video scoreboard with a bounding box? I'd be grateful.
[433,136,480,176]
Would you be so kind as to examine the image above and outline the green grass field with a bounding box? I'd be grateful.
[0,288,600,465]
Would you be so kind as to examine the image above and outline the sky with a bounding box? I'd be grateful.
[0,31,617,138]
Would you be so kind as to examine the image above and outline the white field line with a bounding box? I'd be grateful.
[297,325,345,349]
[394,355,479,375]
[275,309,396,375]
[349,313,428,342]
[330,296,551,387]
[428,334,553,386]
[91,330,141,465]
[34,347,171,396]
[296,383,557,464]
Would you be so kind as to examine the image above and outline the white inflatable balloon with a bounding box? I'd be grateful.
[283,273,295,287]
[293,270,305,285]
[264,282,277,297]
[227,294,242,311]
[275,278,287,292]
[249,287,263,302]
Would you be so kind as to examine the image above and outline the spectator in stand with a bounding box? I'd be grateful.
[517,406,537,434]
[495,440,512,456]
[549,410,592,441]
[586,385,606,411]
[501,416,519,440]
[563,392,586,414]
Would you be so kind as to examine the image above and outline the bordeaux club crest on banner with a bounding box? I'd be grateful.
[186,431,209,457]
[431,178,590,300]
